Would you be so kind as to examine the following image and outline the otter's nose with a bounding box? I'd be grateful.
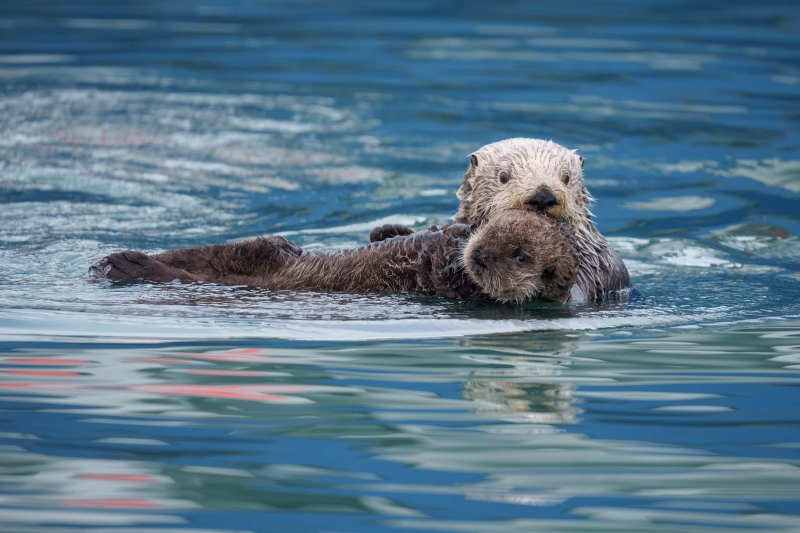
[526,187,558,212]
[471,249,488,269]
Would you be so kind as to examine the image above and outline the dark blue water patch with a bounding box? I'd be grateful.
[335,379,466,402]
[729,190,800,224]
[0,400,486,483]
[165,508,570,533]
[596,180,800,238]
[575,381,800,460]
[620,205,752,236]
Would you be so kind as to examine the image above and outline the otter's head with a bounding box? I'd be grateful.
[463,210,579,303]
[456,138,592,230]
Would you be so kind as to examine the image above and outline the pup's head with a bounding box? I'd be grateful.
[463,210,579,303]
[456,138,592,230]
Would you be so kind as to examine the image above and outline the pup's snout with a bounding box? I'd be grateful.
[526,187,558,212]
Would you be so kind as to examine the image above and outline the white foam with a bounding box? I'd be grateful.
[0,308,687,343]
[622,196,716,212]
[0,54,76,64]
[281,215,429,236]
[228,117,317,134]
[713,158,800,193]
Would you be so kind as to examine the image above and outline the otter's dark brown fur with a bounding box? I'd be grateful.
[464,211,578,303]
[92,237,303,285]
[93,211,580,303]
[370,138,631,301]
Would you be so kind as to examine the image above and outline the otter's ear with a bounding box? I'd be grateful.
[464,153,479,178]
[579,156,584,169]
[458,153,479,201]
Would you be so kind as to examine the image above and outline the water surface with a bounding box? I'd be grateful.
[1,1,800,531]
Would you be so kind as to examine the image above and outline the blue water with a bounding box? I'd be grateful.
[1,1,800,531]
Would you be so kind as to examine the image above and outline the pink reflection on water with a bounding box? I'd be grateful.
[0,346,335,405]
[0,370,83,377]
[0,382,53,388]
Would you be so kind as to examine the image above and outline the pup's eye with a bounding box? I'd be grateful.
[515,255,526,264]
[543,266,556,277]
[499,171,510,184]
[561,171,570,185]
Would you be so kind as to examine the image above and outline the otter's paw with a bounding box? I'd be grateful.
[441,222,474,240]
[91,251,193,283]
[370,224,415,243]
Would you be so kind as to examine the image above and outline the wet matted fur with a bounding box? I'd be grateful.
[93,211,580,302]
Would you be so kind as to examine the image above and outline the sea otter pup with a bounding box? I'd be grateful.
[93,211,579,303]
[370,138,631,301]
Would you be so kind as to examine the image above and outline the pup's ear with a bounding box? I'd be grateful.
[579,156,584,169]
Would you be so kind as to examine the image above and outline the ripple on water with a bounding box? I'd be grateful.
[4,322,800,531]
[0,89,382,247]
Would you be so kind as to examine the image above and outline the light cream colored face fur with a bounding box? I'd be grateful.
[456,138,592,230]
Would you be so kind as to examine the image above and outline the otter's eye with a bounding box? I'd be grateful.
[561,171,570,185]
[499,170,510,184]
[543,266,556,278]
[515,255,526,264]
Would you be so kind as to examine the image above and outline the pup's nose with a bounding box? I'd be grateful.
[471,249,487,269]
[526,187,558,212]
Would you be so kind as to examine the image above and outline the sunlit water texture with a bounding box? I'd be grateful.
[1,1,800,532]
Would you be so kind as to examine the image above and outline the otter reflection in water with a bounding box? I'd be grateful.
[93,210,579,303]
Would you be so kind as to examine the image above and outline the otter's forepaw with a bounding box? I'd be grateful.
[370,224,415,243]
[91,251,193,283]
[441,222,474,240]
